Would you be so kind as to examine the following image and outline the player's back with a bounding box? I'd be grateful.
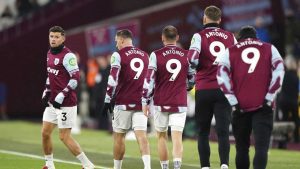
[196,27,235,90]
[229,38,273,111]
[153,45,189,112]
[115,46,149,110]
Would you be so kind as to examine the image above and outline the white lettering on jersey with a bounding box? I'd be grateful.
[125,49,145,56]
[205,31,228,39]
[162,50,184,57]
[130,58,144,79]
[241,47,260,73]
[237,40,263,48]
[47,67,59,76]
[166,59,182,81]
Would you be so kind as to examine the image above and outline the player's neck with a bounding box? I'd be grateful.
[204,22,219,28]
[122,43,133,48]
[50,44,64,55]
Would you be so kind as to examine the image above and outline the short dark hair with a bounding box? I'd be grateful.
[237,26,257,41]
[49,26,65,36]
[162,25,178,41]
[204,5,221,21]
[116,29,133,39]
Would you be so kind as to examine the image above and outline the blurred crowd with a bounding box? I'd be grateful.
[0,0,64,31]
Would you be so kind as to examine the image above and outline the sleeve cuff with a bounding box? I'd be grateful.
[54,92,65,104]
[265,93,274,102]
[225,94,238,106]
[104,96,111,103]
[141,98,149,106]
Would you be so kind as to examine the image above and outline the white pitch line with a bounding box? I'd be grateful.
[0,149,111,169]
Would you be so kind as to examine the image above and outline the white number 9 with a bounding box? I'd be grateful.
[166,59,181,81]
[241,47,260,73]
[210,41,226,65]
[209,41,226,57]
[130,58,144,79]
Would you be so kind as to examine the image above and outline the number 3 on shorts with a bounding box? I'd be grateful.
[61,112,67,121]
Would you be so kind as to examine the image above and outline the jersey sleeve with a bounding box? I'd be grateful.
[215,48,231,68]
[265,45,285,102]
[187,33,201,69]
[217,49,238,106]
[142,52,157,105]
[105,52,121,103]
[187,60,195,90]
[110,52,121,68]
[54,53,80,104]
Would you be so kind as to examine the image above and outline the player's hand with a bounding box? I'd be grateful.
[186,79,195,91]
[52,101,61,109]
[232,104,241,117]
[53,92,65,109]
[262,100,273,114]
[41,91,50,108]
[103,103,113,114]
[187,85,194,91]
[142,105,150,117]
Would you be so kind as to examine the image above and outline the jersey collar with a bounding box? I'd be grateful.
[165,44,176,47]
[204,23,220,29]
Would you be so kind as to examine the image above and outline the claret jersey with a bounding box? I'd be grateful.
[46,47,79,106]
[105,46,149,111]
[142,45,194,112]
[217,38,284,112]
[188,26,236,90]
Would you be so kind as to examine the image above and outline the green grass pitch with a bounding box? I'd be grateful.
[0,121,299,169]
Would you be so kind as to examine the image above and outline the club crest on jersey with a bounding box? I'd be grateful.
[54,58,60,65]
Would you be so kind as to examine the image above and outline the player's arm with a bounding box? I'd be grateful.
[187,60,195,91]
[187,33,201,69]
[265,45,285,103]
[142,52,157,116]
[54,53,80,108]
[104,52,121,104]
[216,49,238,106]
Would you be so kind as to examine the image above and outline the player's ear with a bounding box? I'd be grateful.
[161,35,165,43]
[176,35,179,42]
[203,15,206,24]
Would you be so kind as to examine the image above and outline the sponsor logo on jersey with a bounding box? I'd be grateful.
[111,55,116,64]
[191,37,195,45]
[69,58,76,66]
[54,58,60,65]
[47,67,59,76]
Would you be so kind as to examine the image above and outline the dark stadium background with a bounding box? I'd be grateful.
[0,0,290,118]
